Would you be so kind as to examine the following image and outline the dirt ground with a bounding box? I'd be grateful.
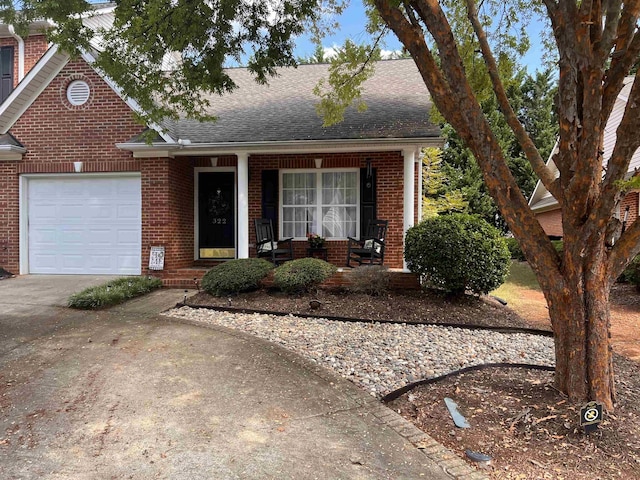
[506,283,640,362]
[187,281,640,479]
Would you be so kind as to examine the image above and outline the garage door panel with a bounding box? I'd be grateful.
[30,227,57,246]
[117,255,141,273]
[28,176,142,275]
[87,205,114,219]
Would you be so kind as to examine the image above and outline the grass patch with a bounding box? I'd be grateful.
[68,276,163,309]
[491,261,541,306]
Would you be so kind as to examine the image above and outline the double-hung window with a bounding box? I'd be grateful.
[281,170,359,239]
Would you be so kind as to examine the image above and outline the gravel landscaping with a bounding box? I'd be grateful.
[164,306,555,397]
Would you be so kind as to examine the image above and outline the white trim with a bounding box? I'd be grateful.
[81,51,175,144]
[0,45,69,134]
[279,168,360,241]
[19,172,142,275]
[403,149,416,271]
[417,150,424,221]
[193,167,237,260]
[117,139,442,157]
[237,153,249,258]
[0,145,26,161]
[7,25,25,81]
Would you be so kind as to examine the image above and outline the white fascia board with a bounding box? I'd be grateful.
[117,137,442,157]
[80,51,175,144]
[0,145,26,161]
[0,45,69,134]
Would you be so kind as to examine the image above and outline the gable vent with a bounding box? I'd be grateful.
[66,80,91,106]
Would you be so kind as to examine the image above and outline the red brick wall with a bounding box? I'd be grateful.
[0,34,49,88]
[535,191,639,238]
[141,158,194,275]
[620,191,639,228]
[1,58,145,273]
[0,162,19,270]
[536,209,563,237]
[247,151,406,269]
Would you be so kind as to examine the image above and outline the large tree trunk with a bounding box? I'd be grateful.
[372,0,640,412]
[544,265,615,411]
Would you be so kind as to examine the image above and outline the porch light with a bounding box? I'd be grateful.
[73,161,83,173]
[622,206,630,233]
[210,157,218,167]
[315,158,322,169]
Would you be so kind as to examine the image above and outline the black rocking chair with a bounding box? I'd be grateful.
[346,219,388,267]
[254,219,294,265]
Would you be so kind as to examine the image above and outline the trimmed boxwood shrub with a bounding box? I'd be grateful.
[273,258,336,293]
[201,258,274,296]
[68,276,163,309]
[505,237,526,261]
[404,213,511,295]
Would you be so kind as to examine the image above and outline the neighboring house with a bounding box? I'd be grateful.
[529,76,640,238]
[0,4,441,284]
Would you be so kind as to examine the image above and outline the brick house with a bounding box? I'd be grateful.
[0,6,441,284]
[529,76,640,238]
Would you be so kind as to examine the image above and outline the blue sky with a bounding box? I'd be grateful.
[86,0,548,73]
[292,2,549,73]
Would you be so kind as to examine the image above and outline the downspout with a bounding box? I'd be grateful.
[7,25,25,81]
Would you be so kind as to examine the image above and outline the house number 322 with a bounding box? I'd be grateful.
[212,218,227,225]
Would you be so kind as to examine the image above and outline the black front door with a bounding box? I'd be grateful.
[198,172,235,259]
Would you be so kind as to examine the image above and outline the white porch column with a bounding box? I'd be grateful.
[237,152,249,258]
[403,149,416,271]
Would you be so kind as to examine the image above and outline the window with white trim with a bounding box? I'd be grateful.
[281,170,359,239]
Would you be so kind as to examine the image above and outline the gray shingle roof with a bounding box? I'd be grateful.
[141,59,439,144]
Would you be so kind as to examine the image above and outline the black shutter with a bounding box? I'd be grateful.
[261,169,279,238]
[0,47,13,104]
[360,167,377,237]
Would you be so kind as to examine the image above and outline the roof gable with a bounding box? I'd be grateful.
[529,77,639,212]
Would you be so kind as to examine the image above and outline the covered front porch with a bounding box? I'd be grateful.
[134,145,427,286]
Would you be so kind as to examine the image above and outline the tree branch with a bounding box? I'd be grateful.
[598,0,623,63]
[377,0,562,290]
[465,0,561,201]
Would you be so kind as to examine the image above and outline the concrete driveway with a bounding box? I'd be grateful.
[0,276,471,480]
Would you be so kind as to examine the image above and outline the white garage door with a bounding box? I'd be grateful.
[27,175,142,275]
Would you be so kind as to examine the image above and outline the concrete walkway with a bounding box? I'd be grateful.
[0,276,481,479]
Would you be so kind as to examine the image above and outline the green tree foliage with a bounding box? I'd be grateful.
[421,147,467,219]
[442,69,558,230]
[0,0,338,127]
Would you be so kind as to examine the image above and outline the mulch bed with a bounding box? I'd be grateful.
[186,286,640,479]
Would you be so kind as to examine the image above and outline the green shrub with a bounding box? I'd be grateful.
[273,258,337,293]
[348,265,391,295]
[201,258,273,296]
[551,240,564,254]
[620,255,640,287]
[68,276,162,309]
[404,213,511,295]
[505,237,526,261]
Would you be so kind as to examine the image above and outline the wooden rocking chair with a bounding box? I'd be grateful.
[346,219,388,267]
[254,219,294,265]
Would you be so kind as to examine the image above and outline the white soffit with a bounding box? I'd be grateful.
[0,45,69,134]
